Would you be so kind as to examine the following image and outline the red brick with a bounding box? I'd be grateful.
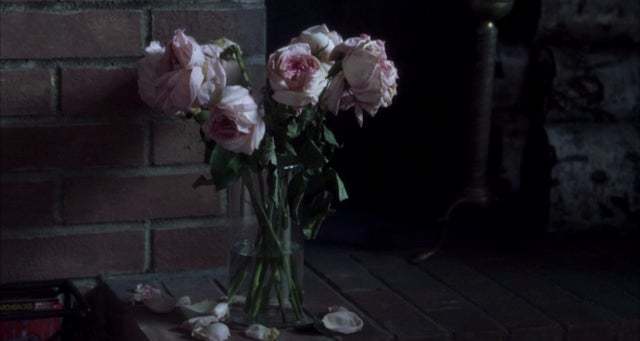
[63,174,223,224]
[152,224,230,271]
[152,8,265,56]
[0,125,145,171]
[61,67,142,116]
[0,11,142,59]
[0,69,53,116]
[0,231,145,283]
[152,120,206,165]
[0,182,55,227]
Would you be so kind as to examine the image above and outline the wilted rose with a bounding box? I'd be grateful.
[322,35,398,126]
[267,43,327,108]
[203,86,265,155]
[168,29,205,68]
[203,38,244,86]
[137,30,227,115]
[291,24,343,63]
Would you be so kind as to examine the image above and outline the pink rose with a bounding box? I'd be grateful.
[168,29,205,68]
[291,24,343,63]
[268,43,327,108]
[203,86,265,155]
[328,34,371,60]
[137,30,227,115]
[322,35,398,126]
[202,38,243,86]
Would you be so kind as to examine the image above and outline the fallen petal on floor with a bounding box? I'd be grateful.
[192,322,230,341]
[322,306,363,334]
[180,315,220,332]
[245,324,280,341]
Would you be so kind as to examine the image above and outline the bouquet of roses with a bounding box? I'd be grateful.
[137,24,398,326]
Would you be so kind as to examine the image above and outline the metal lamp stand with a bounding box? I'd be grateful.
[412,0,513,263]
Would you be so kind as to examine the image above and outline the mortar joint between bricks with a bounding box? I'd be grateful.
[52,66,62,114]
[0,58,140,70]
[1,1,262,12]
[144,220,154,273]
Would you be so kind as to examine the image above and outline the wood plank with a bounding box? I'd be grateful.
[517,252,640,341]
[353,252,509,341]
[464,255,621,341]
[214,268,346,340]
[304,267,395,341]
[305,245,385,292]
[162,275,224,302]
[306,245,451,340]
[539,243,640,299]
[418,256,564,341]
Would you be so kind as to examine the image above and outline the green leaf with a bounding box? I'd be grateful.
[193,110,211,124]
[323,125,339,147]
[262,136,277,166]
[335,172,349,202]
[300,191,333,240]
[299,108,316,131]
[286,120,300,139]
[288,171,307,222]
[298,140,325,169]
[324,168,349,202]
[209,145,243,190]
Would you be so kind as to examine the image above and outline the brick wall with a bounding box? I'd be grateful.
[0,0,265,283]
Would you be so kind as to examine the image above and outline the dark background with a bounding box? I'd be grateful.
[267,0,546,247]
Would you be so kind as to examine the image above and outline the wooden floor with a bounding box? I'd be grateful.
[105,238,640,341]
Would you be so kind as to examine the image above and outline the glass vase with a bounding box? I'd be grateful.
[227,169,311,328]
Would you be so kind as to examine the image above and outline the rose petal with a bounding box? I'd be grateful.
[180,315,220,332]
[179,299,218,319]
[322,307,364,334]
[131,284,177,314]
[213,302,229,321]
[245,324,280,341]
[192,322,230,341]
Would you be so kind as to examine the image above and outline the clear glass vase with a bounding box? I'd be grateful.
[227,169,311,328]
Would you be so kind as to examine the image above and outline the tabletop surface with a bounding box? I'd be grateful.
[104,239,640,341]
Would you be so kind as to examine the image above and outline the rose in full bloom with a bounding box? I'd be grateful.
[291,24,343,63]
[138,30,227,115]
[203,86,265,155]
[322,35,398,126]
[267,43,327,108]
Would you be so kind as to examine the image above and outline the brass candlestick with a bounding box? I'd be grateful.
[412,0,513,263]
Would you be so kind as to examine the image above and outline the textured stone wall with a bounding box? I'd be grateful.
[0,0,265,282]
[496,0,639,233]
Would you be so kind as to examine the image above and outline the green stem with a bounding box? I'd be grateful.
[233,48,252,89]
[274,268,287,322]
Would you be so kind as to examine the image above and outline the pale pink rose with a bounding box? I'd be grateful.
[268,43,327,108]
[291,24,343,63]
[138,41,172,110]
[329,34,372,60]
[168,29,205,68]
[202,38,242,86]
[137,30,227,114]
[322,36,398,126]
[203,86,265,155]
